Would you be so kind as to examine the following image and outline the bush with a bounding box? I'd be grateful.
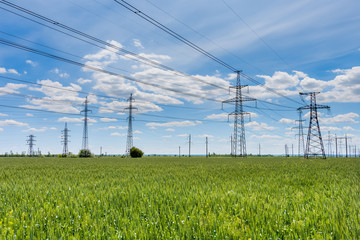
[78,149,93,158]
[130,147,144,158]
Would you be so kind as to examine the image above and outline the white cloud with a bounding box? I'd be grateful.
[320,126,341,132]
[100,125,127,130]
[52,68,69,78]
[0,83,27,96]
[250,134,282,139]
[146,120,202,129]
[196,134,214,138]
[133,39,144,48]
[100,117,117,122]
[162,135,172,138]
[343,126,355,131]
[205,113,228,120]
[26,113,34,117]
[321,112,359,124]
[177,134,189,137]
[134,130,142,134]
[23,127,54,132]
[111,132,126,136]
[0,113,8,117]
[26,60,37,67]
[25,79,92,113]
[166,128,175,132]
[57,117,97,123]
[279,118,294,124]
[0,67,20,75]
[77,78,92,84]
[0,119,28,127]
[245,121,276,131]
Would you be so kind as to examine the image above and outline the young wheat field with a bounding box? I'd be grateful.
[0,156,359,239]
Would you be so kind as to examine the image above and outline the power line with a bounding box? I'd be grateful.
[0,38,226,103]
[220,0,289,67]
[113,0,304,106]
[0,1,230,92]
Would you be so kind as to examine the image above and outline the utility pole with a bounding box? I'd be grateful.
[178,146,181,158]
[100,146,102,157]
[188,134,191,157]
[61,122,70,156]
[222,70,255,157]
[335,134,338,157]
[27,135,36,156]
[345,134,348,158]
[205,137,208,158]
[285,144,288,157]
[298,92,330,159]
[81,96,91,151]
[258,143,261,156]
[336,135,350,157]
[125,93,137,156]
[292,110,305,157]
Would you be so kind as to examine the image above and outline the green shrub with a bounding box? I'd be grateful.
[130,147,144,158]
[78,149,93,158]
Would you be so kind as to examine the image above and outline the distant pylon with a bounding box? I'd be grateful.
[292,110,306,157]
[27,134,36,156]
[61,122,70,155]
[81,96,92,150]
[222,70,255,157]
[125,93,137,155]
[298,92,330,159]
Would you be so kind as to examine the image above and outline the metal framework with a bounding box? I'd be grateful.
[81,96,91,150]
[298,92,329,158]
[223,71,255,157]
[61,122,70,155]
[125,93,137,155]
[27,134,36,156]
[292,110,306,157]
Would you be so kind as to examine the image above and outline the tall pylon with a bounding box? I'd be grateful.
[125,93,137,156]
[27,134,36,156]
[298,92,329,159]
[223,70,255,157]
[292,110,306,157]
[61,122,70,155]
[81,96,91,150]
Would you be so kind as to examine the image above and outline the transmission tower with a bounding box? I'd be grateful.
[292,110,306,157]
[298,92,329,159]
[26,135,36,156]
[125,93,137,156]
[61,122,70,155]
[223,70,255,157]
[81,96,92,150]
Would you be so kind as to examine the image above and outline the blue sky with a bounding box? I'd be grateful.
[0,0,359,155]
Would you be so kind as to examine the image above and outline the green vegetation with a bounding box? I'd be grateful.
[78,149,93,158]
[0,157,359,239]
[130,146,144,158]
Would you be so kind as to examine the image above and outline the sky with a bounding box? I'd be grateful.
[0,0,359,156]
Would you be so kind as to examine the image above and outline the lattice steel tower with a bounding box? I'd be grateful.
[298,92,329,159]
[125,93,137,155]
[27,134,36,156]
[81,96,91,150]
[223,71,255,157]
[292,110,306,157]
[61,122,70,155]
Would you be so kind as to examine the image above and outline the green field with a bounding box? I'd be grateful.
[0,156,359,239]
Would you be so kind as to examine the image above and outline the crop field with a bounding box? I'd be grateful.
[0,156,359,239]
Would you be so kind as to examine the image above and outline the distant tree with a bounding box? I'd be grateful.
[130,147,144,158]
[79,149,93,158]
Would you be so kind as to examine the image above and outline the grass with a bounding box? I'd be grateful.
[0,156,359,239]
